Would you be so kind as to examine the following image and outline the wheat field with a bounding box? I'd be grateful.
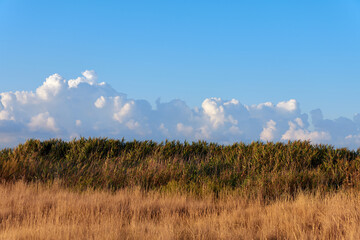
[0,182,359,240]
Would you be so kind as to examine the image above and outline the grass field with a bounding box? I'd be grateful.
[1,138,360,239]
[1,182,360,240]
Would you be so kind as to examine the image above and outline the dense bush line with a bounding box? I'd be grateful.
[1,138,360,200]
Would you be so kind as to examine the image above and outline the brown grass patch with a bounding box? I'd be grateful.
[0,182,360,239]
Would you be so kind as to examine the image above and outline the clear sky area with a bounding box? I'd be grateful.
[1,1,360,148]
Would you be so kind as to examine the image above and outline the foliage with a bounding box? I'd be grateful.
[1,138,360,201]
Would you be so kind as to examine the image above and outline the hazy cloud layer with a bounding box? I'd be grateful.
[1,71,360,149]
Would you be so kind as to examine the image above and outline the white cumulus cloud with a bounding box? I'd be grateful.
[1,70,360,149]
[260,120,277,142]
[94,96,106,108]
[113,101,134,123]
[281,118,331,143]
[28,112,59,132]
[68,70,98,88]
[276,99,298,112]
[36,74,65,100]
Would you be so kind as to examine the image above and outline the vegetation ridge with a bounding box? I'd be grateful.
[1,138,360,201]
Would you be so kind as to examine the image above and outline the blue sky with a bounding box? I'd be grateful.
[1,1,360,148]
[1,0,360,118]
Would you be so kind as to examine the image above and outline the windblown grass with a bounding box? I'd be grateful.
[1,138,360,201]
[1,181,360,240]
[1,139,360,239]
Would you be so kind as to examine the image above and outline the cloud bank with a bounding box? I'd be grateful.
[1,70,360,149]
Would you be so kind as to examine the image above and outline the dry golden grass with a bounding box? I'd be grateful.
[0,182,360,240]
